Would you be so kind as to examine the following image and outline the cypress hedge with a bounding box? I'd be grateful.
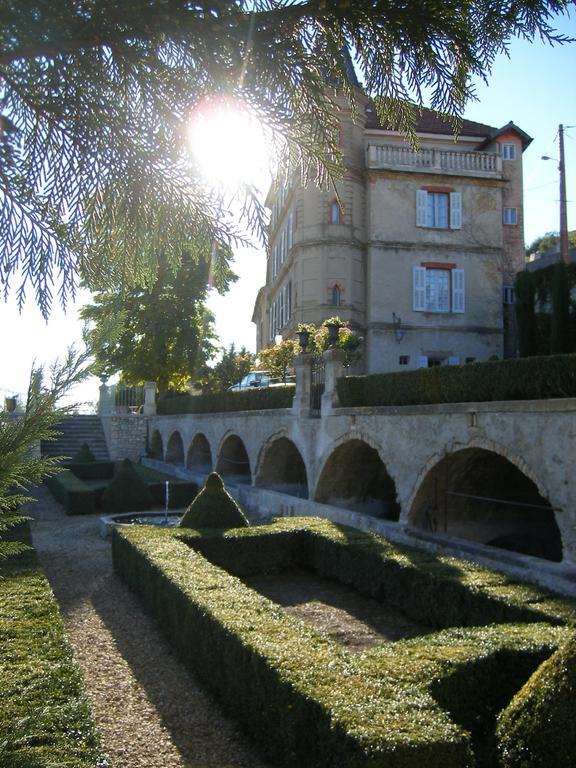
[157,384,295,415]
[113,519,576,768]
[338,354,576,408]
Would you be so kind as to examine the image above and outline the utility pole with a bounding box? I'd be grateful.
[559,124,569,264]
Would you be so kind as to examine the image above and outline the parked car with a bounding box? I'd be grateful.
[228,371,272,392]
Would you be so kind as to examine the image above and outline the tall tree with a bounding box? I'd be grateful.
[0,1,572,313]
[82,250,232,395]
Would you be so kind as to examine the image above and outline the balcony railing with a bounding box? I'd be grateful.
[367,144,502,175]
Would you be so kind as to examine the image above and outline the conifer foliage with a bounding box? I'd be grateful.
[0,1,571,313]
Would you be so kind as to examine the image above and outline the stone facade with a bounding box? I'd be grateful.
[253,97,531,371]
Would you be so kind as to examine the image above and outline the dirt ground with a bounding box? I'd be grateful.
[245,570,431,650]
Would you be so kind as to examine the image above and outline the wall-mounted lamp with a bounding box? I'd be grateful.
[392,312,404,343]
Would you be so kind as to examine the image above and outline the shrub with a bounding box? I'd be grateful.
[101,458,154,514]
[62,460,115,481]
[113,520,575,768]
[157,385,295,415]
[496,634,576,767]
[338,354,576,408]
[178,472,248,529]
[45,469,97,515]
[72,442,97,462]
[0,528,103,767]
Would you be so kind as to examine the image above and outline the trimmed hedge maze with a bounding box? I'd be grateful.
[113,518,576,767]
[0,527,103,767]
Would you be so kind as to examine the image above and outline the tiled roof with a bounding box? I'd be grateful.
[364,102,496,137]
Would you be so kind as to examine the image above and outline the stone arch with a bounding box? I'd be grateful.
[314,436,400,520]
[255,434,308,498]
[165,431,185,465]
[187,433,213,473]
[216,433,251,485]
[408,443,562,562]
[149,429,164,460]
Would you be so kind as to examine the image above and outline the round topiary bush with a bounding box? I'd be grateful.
[72,442,96,463]
[101,458,154,514]
[496,635,576,767]
[178,472,249,530]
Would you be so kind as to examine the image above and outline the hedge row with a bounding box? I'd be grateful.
[62,461,115,481]
[113,519,576,767]
[157,384,295,415]
[46,463,197,515]
[46,469,98,515]
[180,519,576,628]
[337,354,576,408]
[0,527,104,767]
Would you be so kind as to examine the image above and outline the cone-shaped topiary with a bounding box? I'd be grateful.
[101,458,154,514]
[72,442,96,463]
[178,472,249,530]
[496,635,576,767]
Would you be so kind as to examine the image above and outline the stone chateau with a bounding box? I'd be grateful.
[252,90,531,372]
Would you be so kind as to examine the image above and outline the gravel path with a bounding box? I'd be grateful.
[27,486,271,768]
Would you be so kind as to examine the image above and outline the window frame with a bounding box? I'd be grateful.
[502,143,516,161]
[413,265,465,314]
[416,189,462,230]
[503,207,518,226]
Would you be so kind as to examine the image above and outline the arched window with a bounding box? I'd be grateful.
[330,200,342,224]
[331,284,341,307]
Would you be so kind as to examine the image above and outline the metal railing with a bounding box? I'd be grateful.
[367,144,501,175]
[99,384,145,414]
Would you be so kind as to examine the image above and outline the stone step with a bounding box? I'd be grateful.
[41,415,109,461]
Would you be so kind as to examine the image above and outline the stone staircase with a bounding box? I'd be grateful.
[41,415,110,461]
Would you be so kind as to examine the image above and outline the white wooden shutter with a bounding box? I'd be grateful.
[450,192,462,229]
[416,189,428,227]
[452,268,465,313]
[413,266,427,311]
[416,356,428,368]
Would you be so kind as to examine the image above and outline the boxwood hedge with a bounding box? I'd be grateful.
[157,384,295,415]
[113,518,576,768]
[0,527,104,767]
[338,354,576,408]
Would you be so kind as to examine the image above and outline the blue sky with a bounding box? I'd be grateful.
[1,13,575,403]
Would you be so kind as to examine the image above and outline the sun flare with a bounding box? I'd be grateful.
[188,97,271,191]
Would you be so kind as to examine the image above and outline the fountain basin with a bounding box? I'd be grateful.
[100,510,184,539]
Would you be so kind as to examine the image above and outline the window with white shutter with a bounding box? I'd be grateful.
[449,193,462,229]
[413,267,426,311]
[416,356,429,368]
[452,269,465,313]
[413,266,465,313]
[416,189,462,229]
[416,189,427,227]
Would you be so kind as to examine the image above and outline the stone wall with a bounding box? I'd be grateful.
[101,415,148,462]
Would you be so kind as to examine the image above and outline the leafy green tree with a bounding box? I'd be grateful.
[0,348,92,559]
[0,1,571,313]
[82,251,230,396]
[527,230,576,258]
[259,339,300,382]
[203,344,257,392]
